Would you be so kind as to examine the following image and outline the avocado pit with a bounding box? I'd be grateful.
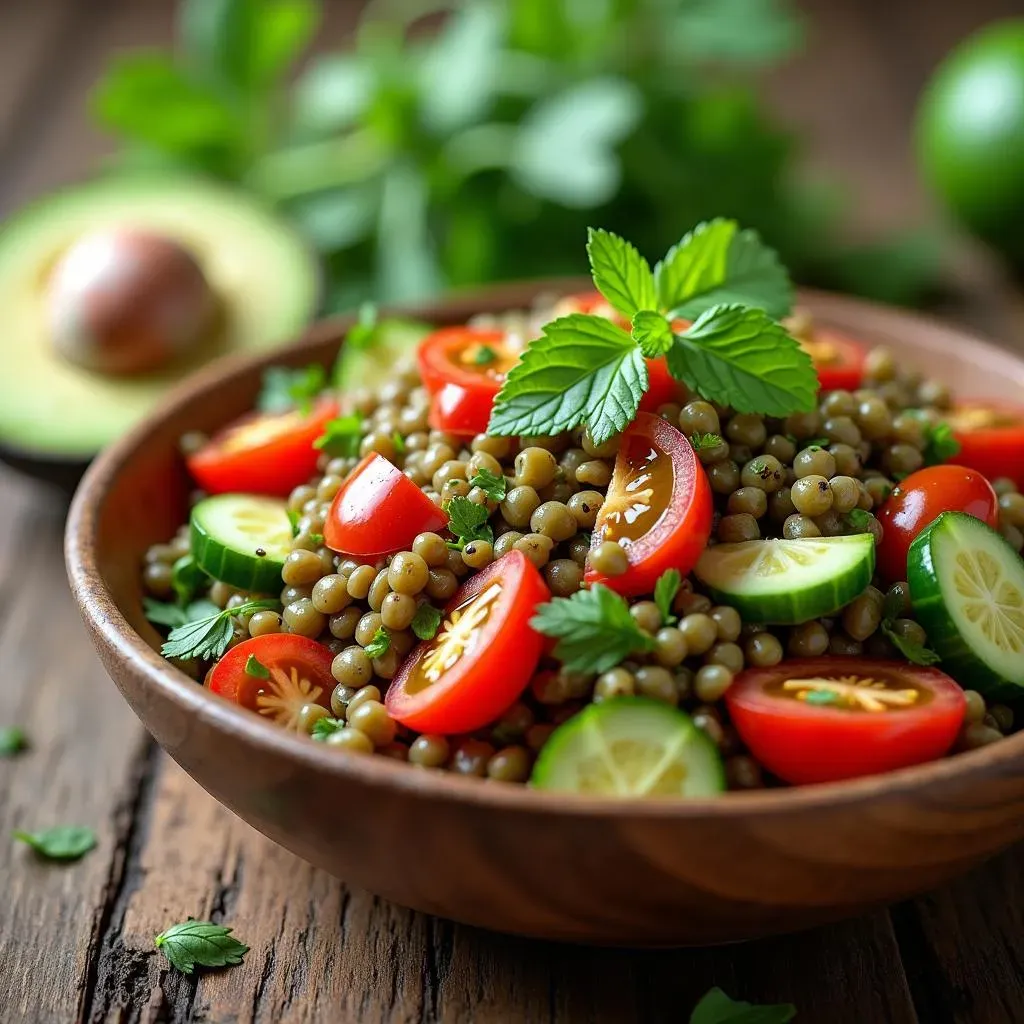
[48,229,219,375]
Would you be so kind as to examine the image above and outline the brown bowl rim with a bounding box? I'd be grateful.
[65,280,1024,821]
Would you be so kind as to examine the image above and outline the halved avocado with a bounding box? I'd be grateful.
[0,175,319,487]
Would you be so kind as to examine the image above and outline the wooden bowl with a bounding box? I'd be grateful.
[65,282,1024,947]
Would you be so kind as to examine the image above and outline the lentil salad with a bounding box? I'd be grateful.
[141,220,1024,797]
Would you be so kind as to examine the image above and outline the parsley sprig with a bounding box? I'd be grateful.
[154,920,249,975]
[881,590,940,666]
[314,411,364,458]
[468,467,507,501]
[444,496,493,550]
[160,599,281,661]
[488,219,816,445]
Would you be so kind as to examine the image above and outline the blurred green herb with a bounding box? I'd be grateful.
[314,411,364,458]
[13,826,97,862]
[91,0,938,311]
[257,363,327,414]
[0,727,27,758]
[922,421,961,466]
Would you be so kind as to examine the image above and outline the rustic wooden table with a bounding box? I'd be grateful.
[3,1,1024,1021]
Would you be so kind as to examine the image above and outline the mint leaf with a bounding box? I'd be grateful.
[882,622,941,666]
[653,569,682,626]
[922,421,961,466]
[154,919,249,975]
[161,599,279,661]
[0,727,27,757]
[411,603,444,641]
[468,467,507,501]
[13,826,96,861]
[364,627,391,660]
[257,363,327,414]
[690,986,796,1024]
[689,432,724,452]
[632,310,674,357]
[656,219,793,320]
[587,227,657,319]
[444,497,493,550]
[531,585,656,674]
[244,655,270,679]
[668,305,816,417]
[171,554,206,607]
[488,313,646,446]
[312,717,344,740]
[314,411,364,458]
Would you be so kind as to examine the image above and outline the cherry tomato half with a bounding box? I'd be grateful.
[585,412,713,596]
[324,452,447,558]
[418,327,523,436]
[556,292,685,414]
[800,330,867,392]
[187,397,339,497]
[725,657,966,785]
[875,464,999,580]
[208,634,335,731]
[386,550,549,734]
[948,399,1024,490]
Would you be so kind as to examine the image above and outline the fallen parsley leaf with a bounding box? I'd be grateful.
[656,219,793,321]
[882,622,941,666]
[922,420,961,466]
[531,585,656,674]
[257,363,327,414]
[668,305,817,417]
[171,554,206,606]
[468,467,507,501]
[587,227,657,319]
[161,599,280,661]
[154,920,249,975]
[631,310,674,357]
[0,727,27,757]
[690,986,796,1023]
[13,826,96,861]
[245,655,270,679]
[444,496,493,550]
[487,313,646,446]
[314,411,363,458]
[364,627,391,659]
[654,569,682,626]
[411,602,444,640]
[312,717,344,740]
[689,431,724,452]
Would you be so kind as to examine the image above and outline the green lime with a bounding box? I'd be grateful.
[916,19,1024,266]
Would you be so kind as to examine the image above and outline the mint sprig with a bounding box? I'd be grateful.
[631,310,674,357]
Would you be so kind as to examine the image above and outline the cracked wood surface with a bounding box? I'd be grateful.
[3,0,1024,1022]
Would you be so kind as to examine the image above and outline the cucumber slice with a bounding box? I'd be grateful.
[530,698,725,798]
[334,318,431,393]
[908,511,1024,697]
[694,534,875,625]
[191,494,293,593]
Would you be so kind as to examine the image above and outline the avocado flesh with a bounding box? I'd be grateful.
[0,176,319,457]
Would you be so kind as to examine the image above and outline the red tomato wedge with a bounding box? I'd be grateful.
[948,399,1024,490]
[875,464,998,581]
[386,551,549,734]
[585,412,713,596]
[800,330,867,392]
[324,452,447,558]
[418,327,523,436]
[556,291,685,413]
[187,397,339,497]
[208,635,335,731]
[725,658,966,785]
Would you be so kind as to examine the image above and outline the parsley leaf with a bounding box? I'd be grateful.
[801,437,831,450]
[444,496,493,550]
[631,310,674,357]
[846,508,873,531]
[257,363,327,414]
[668,305,817,417]
[472,345,498,366]
[154,920,249,975]
[689,431,724,452]
[314,411,364,458]
[245,655,270,679]
[287,508,301,536]
[653,569,682,626]
[487,313,646,446]
[468,467,507,501]
[411,603,444,641]
[312,717,345,740]
[656,219,793,320]
[309,532,325,546]
[13,826,96,861]
[586,227,657,319]
[392,431,406,453]
[144,598,190,629]
[922,420,961,466]
[0,727,27,757]
[882,622,941,666]
[531,585,656,673]
[364,627,391,659]
[161,599,280,661]
[171,554,206,606]
[690,986,796,1024]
